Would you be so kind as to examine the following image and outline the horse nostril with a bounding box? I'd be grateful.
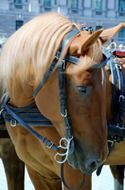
[89,161,97,169]
[85,158,102,172]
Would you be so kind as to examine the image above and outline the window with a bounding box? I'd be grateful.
[96,25,103,30]
[71,0,78,13]
[92,0,102,15]
[118,27,125,39]
[14,0,23,9]
[118,0,125,16]
[16,20,23,30]
[54,0,57,5]
[43,0,51,11]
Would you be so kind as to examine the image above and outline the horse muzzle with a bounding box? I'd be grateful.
[67,143,108,174]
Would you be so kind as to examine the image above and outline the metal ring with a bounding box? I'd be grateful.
[0,109,3,115]
[47,141,54,149]
[115,63,122,70]
[119,95,125,102]
[10,119,17,127]
[61,109,67,117]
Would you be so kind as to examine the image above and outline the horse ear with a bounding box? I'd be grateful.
[69,29,103,55]
[100,23,125,43]
[81,29,103,51]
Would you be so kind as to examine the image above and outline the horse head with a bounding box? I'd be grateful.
[34,26,108,174]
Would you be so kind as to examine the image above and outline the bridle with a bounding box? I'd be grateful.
[33,27,108,163]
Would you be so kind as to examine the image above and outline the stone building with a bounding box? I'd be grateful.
[0,0,125,44]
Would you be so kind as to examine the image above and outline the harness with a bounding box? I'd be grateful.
[0,27,108,190]
[102,48,125,144]
[96,48,125,176]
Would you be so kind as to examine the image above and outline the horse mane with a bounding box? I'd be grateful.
[0,12,79,92]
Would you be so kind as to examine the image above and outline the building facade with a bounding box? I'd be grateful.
[0,0,125,44]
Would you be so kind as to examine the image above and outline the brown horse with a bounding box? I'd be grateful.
[0,12,121,190]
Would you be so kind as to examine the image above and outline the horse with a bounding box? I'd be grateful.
[0,12,121,190]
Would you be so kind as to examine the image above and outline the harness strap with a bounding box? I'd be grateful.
[33,28,80,97]
[96,48,125,176]
[61,28,80,50]
[33,56,59,97]
[97,48,125,178]
[2,99,52,127]
[103,47,125,130]
[58,59,74,155]
[115,64,125,125]
[33,49,107,98]
[2,104,58,151]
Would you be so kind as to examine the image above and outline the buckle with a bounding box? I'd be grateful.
[47,141,54,149]
[0,109,4,115]
[119,95,125,102]
[61,109,67,118]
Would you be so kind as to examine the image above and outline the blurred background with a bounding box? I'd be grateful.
[0,0,125,46]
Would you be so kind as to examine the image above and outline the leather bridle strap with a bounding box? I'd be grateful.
[3,103,58,151]
[33,28,80,97]
[33,52,107,98]
[107,54,125,141]
[58,59,74,154]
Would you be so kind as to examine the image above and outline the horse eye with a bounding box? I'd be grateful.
[77,86,87,94]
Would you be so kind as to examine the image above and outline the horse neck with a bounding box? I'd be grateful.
[34,70,60,119]
[9,78,34,107]
[34,70,66,136]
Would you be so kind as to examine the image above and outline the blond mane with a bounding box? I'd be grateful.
[0,12,78,92]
